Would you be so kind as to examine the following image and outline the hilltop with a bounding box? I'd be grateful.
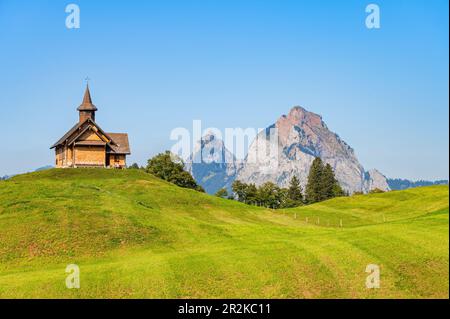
[0,169,448,298]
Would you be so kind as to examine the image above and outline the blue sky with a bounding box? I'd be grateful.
[0,0,448,180]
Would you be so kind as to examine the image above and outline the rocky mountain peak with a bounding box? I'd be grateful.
[187,106,390,195]
[236,105,388,194]
[285,106,322,124]
[276,106,327,147]
[364,169,391,191]
[201,131,216,144]
[186,134,240,194]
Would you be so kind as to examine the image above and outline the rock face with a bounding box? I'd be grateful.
[237,106,369,193]
[188,106,390,194]
[185,133,241,194]
[364,169,391,192]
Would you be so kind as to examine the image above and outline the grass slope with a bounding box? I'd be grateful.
[0,169,448,298]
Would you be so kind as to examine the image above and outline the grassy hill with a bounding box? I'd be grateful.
[0,169,448,298]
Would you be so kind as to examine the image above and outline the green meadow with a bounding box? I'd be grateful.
[0,169,448,298]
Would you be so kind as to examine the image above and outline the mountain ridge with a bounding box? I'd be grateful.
[189,106,391,194]
[387,178,448,190]
[185,133,241,194]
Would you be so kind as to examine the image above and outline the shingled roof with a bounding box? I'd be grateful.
[107,133,131,154]
[50,120,85,149]
[50,118,114,149]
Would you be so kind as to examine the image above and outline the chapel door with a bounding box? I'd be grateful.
[106,154,111,167]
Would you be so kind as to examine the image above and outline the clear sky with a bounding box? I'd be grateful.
[0,0,448,180]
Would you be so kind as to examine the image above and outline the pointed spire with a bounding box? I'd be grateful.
[82,84,92,104]
[77,83,98,111]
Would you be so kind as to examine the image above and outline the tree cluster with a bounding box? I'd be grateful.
[305,157,346,203]
[227,157,346,208]
[143,153,345,205]
[146,151,204,192]
[128,163,143,170]
[230,176,304,209]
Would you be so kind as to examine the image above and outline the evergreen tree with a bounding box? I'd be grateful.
[287,176,303,204]
[277,188,290,208]
[321,163,336,200]
[305,157,324,203]
[333,183,346,197]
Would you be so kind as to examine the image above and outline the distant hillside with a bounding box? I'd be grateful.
[0,165,53,181]
[388,178,448,190]
[34,165,53,172]
[0,169,448,298]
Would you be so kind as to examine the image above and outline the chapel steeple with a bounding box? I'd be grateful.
[77,84,98,122]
